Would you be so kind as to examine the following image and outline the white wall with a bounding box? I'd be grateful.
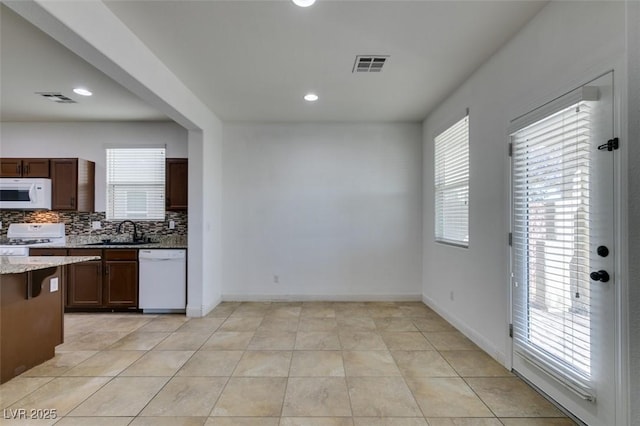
[201,120,224,310]
[0,121,188,212]
[222,123,422,300]
[422,0,626,366]
[626,0,640,421]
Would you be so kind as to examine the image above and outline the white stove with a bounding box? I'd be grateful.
[0,223,66,256]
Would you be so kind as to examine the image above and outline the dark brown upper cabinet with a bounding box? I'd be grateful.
[0,158,50,177]
[166,158,188,211]
[50,158,95,211]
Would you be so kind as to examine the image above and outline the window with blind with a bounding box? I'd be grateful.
[106,147,166,220]
[434,115,469,247]
[511,93,596,398]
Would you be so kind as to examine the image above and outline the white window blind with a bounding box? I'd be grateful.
[434,115,469,247]
[511,100,594,398]
[106,148,166,220]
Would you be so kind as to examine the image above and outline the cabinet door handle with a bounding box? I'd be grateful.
[16,164,21,175]
[70,196,75,207]
[105,266,109,275]
[25,165,30,175]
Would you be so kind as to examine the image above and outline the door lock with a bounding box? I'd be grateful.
[590,270,610,283]
[597,246,609,257]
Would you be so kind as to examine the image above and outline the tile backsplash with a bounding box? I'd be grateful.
[0,210,187,238]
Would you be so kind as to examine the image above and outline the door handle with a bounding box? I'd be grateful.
[590,270,610,283]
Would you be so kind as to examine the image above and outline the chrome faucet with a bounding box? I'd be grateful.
[116,220,140,242]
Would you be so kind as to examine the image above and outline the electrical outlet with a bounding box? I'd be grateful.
[169,220,175,229]
[91,221,101,230]
[273,275,279,284]
[50,277,59,292]
[449,291,454,301]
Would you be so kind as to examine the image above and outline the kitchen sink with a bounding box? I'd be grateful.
[83,241,156,246]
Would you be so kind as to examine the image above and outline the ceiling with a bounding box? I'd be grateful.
[0,5,169,122]
[1,1,548,123]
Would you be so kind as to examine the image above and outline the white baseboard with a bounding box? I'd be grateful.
[221,293,423,302]
[422,294,508,367]
[186,295,222,318]
[185,305,201,317]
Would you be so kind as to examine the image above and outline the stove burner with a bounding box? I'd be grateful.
[0,238,52,246]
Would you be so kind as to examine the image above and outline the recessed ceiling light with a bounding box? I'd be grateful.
[304,93,319,102]
[73,88,92,96]
[292,0,316,7]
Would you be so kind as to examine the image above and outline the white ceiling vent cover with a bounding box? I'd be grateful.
[353,55,389,73]
[36,92,77,104]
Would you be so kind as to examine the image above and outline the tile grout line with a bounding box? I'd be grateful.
[459,374,504,422]
[278,308,301,419]
[342,338,356,422]
[397,318,431,423]
[206,307,241,418]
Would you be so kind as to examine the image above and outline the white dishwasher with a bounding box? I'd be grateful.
[139,249,186,313]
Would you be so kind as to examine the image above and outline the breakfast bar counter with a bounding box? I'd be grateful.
[0,255,99,383]
[0,255,100,275]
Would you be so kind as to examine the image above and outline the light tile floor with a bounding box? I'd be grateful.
[0,302,577,425]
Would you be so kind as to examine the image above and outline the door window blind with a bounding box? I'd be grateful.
[511,100,594,398]
[434,115,469,246]
[106,148,166,220]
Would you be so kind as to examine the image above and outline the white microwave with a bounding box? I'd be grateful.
[0,178,52,210]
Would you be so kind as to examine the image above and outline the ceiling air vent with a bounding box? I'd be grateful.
[352,55,389,73]
[36,92,77,104]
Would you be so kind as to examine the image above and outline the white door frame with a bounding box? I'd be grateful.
[506,59,629,426]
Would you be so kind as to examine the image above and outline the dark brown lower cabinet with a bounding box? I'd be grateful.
[104,250,138,308]
[68,262,103,307]
[67,249,103,308]
[66,251,101,308]
[29,248,138,311]
[29,248,68,256]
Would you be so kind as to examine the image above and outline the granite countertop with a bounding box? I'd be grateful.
[0,256,101,274]
[36,235,188,250]
[59,242,187,249]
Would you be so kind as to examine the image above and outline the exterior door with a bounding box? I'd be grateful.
[510,72,616,425]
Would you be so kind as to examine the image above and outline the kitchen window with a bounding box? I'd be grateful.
[434,114,470,247]
[106,147,166,220]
